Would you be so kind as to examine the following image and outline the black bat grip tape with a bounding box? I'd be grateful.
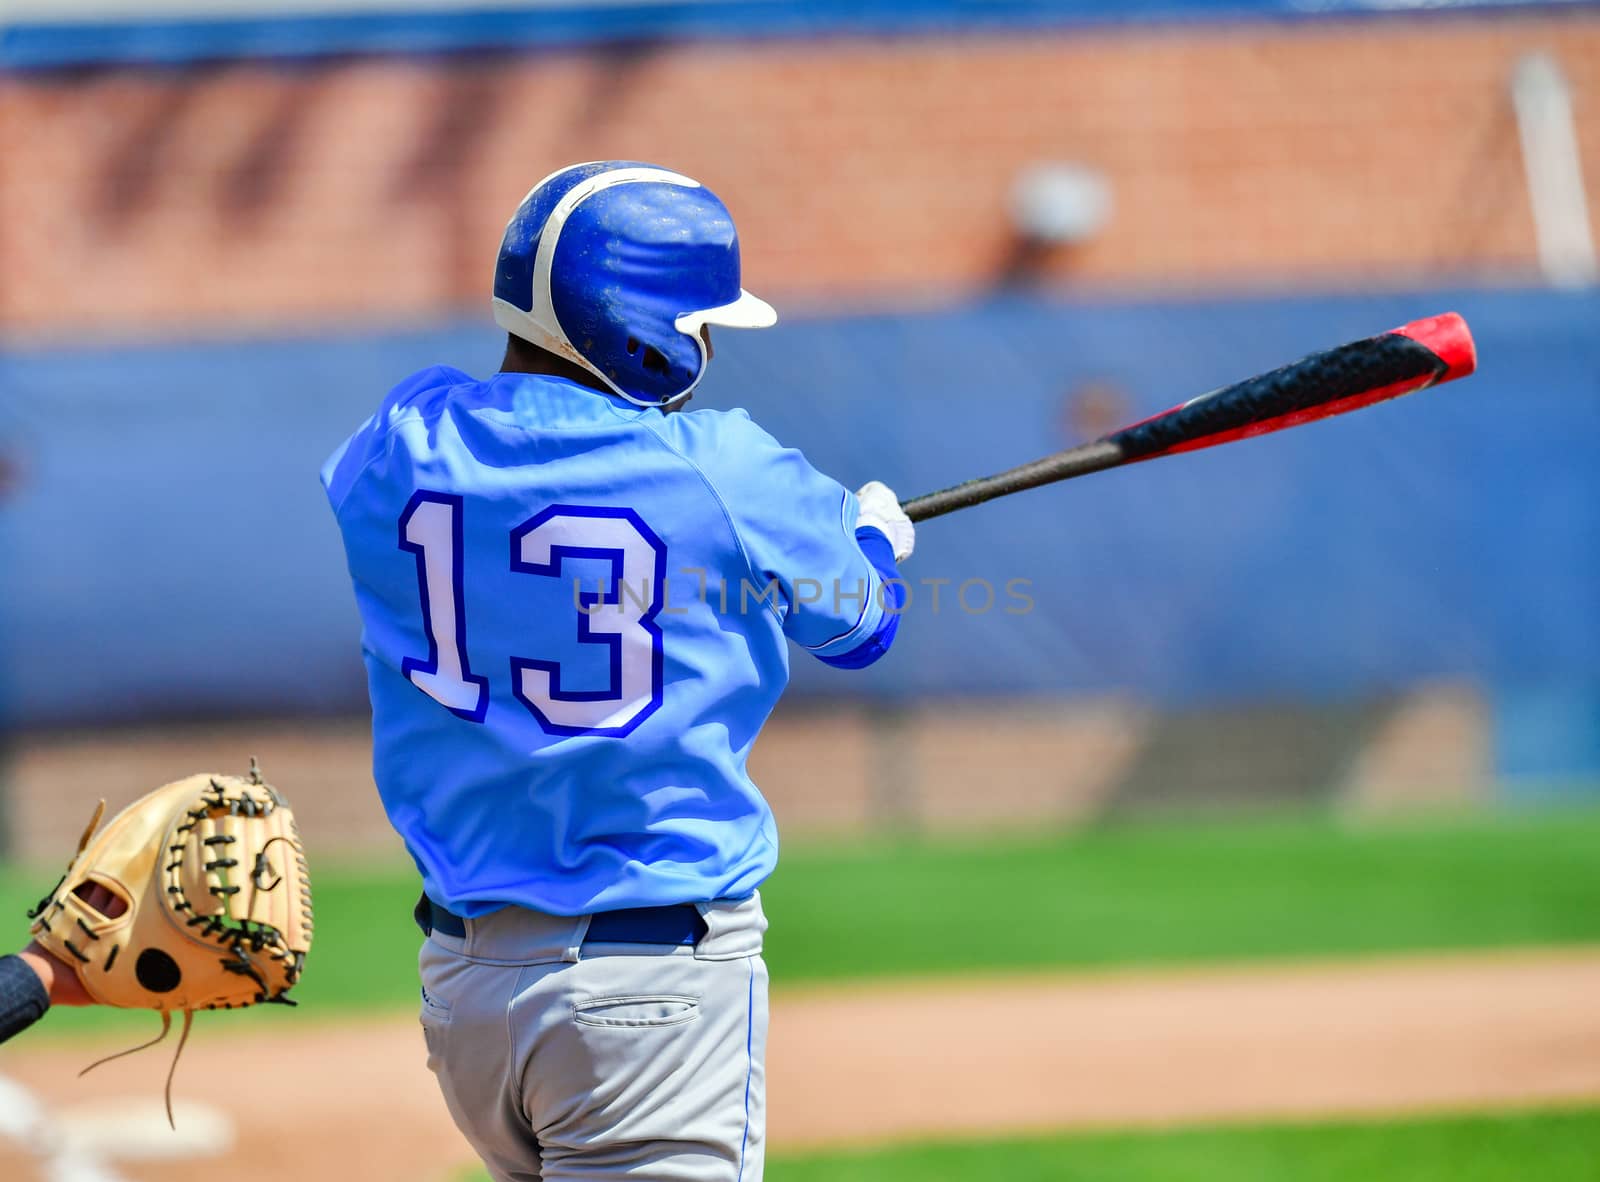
[1111,332,1446,460]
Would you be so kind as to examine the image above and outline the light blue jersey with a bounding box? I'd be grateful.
[322,367,897,916]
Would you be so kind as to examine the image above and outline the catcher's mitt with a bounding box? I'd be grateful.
[27,761,313,1122]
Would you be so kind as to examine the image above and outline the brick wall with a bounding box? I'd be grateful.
[1,15,1596,337]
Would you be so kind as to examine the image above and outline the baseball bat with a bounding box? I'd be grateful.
[901,312,1477,523]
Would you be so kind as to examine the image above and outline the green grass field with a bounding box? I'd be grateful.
[12,805,1600,1177]
[763,1107,1600,1182]
[4,804,1599,1038]
[762,805,1600,982]
[455,1107,1600,1182]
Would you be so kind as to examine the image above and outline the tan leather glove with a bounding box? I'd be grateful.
[27,763,313,1122]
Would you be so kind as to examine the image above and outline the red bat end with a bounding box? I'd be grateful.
[1395,312,1477,383]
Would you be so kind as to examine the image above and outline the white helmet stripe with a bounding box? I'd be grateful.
[493,164,702,407]
[493,163,779,409]
[530,166,701,356]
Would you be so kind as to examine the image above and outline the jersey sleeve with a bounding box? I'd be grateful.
[661,410,900,666]
[320,366,471,516]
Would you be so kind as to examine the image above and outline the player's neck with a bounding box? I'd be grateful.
[499,336,612,396]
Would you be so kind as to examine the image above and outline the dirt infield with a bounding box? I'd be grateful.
[3,948,1599,1181]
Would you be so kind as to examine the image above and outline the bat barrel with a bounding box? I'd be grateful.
[897,312,1478,524]
[1108,313,1475,463]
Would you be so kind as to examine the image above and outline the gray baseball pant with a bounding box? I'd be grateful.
[417,893,769,1182]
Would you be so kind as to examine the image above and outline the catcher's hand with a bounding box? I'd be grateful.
[21,761,314,1123]
[18,939,95,1005]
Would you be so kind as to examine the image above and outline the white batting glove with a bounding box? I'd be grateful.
[856,480,914,563]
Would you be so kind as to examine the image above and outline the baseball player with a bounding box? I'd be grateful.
[320,161,912,1181]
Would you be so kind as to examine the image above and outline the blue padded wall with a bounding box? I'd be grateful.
[2,287,1596,779]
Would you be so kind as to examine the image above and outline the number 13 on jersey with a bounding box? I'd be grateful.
[398,491,668,737]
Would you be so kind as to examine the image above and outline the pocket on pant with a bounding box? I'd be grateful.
[572,994,700,1028]
[420,983,453,1024]
[419,986,453,1072]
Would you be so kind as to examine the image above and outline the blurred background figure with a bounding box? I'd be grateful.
[0,3,1597,1181]
[1061,378,1134,446]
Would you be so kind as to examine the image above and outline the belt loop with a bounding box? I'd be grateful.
[563,915,592,963]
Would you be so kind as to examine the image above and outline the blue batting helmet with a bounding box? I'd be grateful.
[492,161,776,408]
